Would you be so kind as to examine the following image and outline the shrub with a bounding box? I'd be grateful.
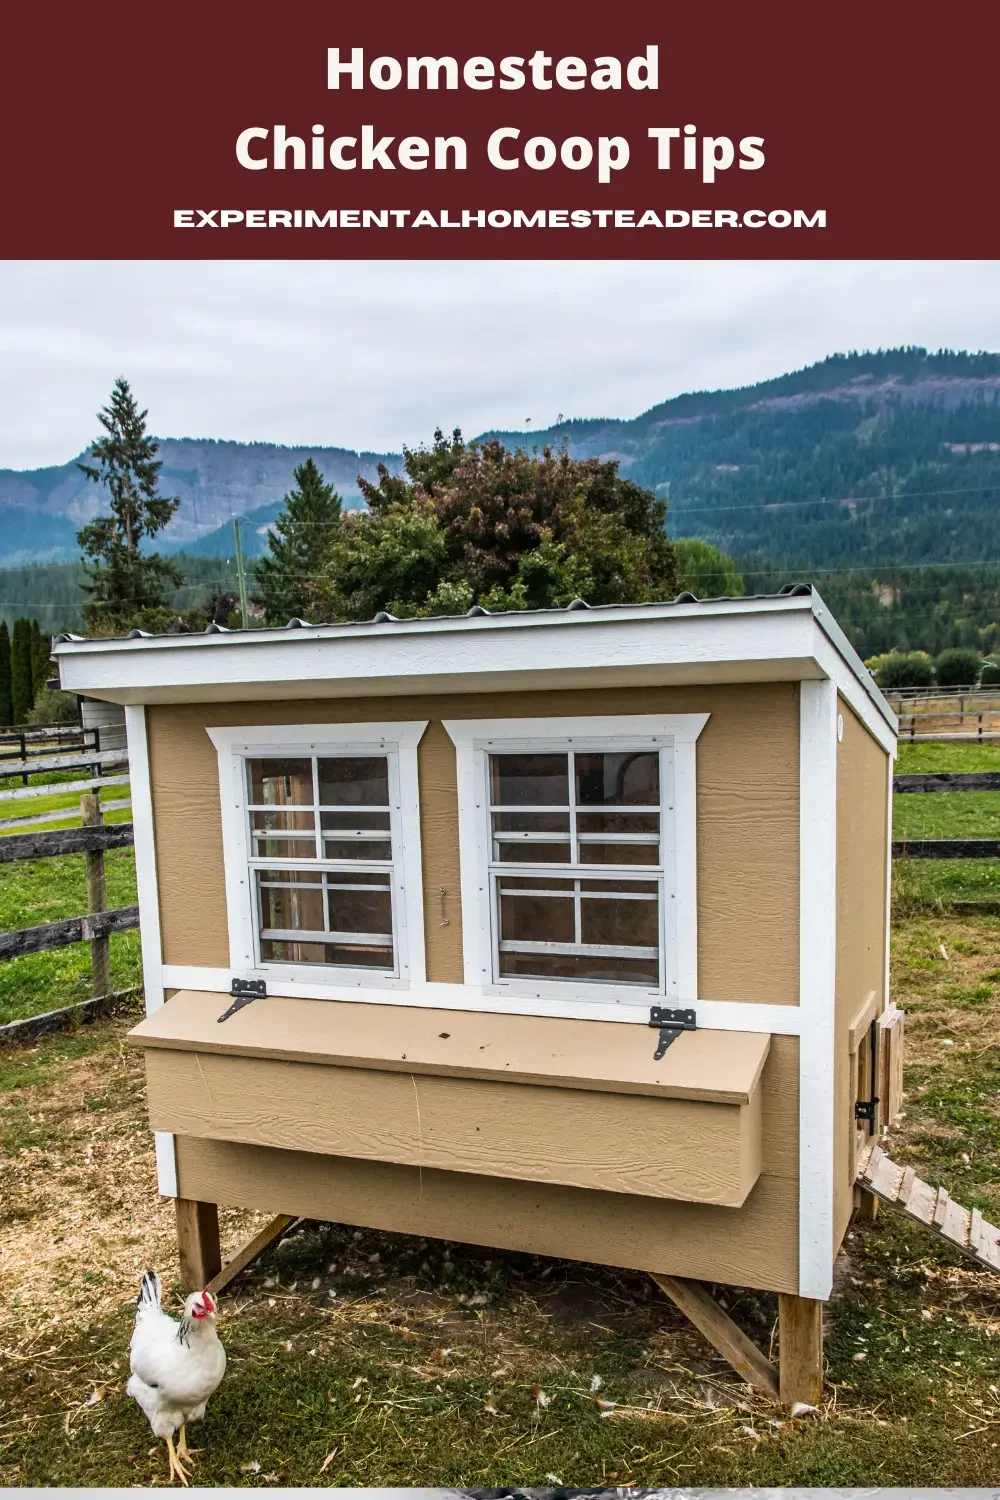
[865,650,934,689]
[934,646,982,688]
[25,686,80,725]
[980,656,1000,686]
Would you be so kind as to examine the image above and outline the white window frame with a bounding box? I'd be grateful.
[444,714,709,1014]
[207,721,428,992]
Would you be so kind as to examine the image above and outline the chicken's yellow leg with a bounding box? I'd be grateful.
[166,1435,190,1487]
[177,1425,200,1464]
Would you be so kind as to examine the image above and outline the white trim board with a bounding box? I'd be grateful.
[160,964,804,1035]
[797,678,838,1300]
[206,720,428,991]
[124,704,176,1199]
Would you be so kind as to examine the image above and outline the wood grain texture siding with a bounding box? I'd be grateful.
[146,682,800,1003]
[834,697,890,1252]
[144,1049,762,1206]
[174,1133,800,1293]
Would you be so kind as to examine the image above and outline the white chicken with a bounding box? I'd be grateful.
[126,1270,227,1486]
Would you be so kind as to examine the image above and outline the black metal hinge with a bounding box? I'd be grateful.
[218,977,267,1023]
[854,1096,880,1125]
[648,1005,697,1059]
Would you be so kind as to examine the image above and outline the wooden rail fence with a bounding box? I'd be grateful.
[0,795,138,1037]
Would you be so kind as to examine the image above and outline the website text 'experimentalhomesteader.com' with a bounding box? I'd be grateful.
[174,206,827,231]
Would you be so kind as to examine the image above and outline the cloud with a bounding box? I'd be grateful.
[1,259,998,469]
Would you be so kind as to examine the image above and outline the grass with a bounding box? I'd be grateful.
[0,847,141,1025]
[0,781,131,837]
[2,915,1000,1486]
[893,740,1000,908]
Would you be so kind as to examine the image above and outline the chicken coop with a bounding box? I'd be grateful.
[54,587,900,1404]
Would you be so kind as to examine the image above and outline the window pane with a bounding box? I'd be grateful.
[497,876,574,893]
[581,887,659,947]
[253,837,316,859]
[498,951,658,985]
[576,811,659,835]
[579,842,660,865]
[249,758,313,806]
[323,838,393,861]
[252,809,316,833]
[261,938,389,968]
[492,811,570,834]
[575,751,660,806]
[256,870,325,934]
[494,839,572,864]
[499,891,574,945]
[318,756,389,806]
[327,882,393,939]
[490,754,568,807]
[320,810,391,831]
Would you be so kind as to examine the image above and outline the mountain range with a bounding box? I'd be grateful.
[3,348,1000,579]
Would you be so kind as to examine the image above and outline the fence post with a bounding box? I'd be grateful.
[81,793,110,999]
[20,731,27,787]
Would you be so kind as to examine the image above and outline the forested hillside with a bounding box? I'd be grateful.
[4,347,1000,654]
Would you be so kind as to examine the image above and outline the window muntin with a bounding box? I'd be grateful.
[488,748,665,987]
[245,753,398,974]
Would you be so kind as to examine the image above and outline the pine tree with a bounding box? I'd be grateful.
[30,618,52,698]
[254,458,343,624]
[0,622,12,727]
[77,377,182,632]
[11,617,35,724]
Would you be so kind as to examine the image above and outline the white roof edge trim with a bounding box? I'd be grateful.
[52,593,813,656]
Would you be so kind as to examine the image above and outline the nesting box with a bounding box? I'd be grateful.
[54,589,898,1394]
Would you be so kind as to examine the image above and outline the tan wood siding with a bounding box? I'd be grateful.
[144,1048,763,1206]
[146,681,800,1004]
[174,1128,800,1293]
[834,697,891,1253]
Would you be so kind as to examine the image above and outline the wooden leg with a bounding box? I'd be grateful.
[778,1293,824,1406]
[855,1185,879,1222]
[651,1274,779,1399]
[175,1198,221,1290]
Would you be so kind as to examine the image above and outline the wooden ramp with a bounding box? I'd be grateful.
[857,1143,1000,1272]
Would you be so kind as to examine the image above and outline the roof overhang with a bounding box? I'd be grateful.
[53,592,897,751]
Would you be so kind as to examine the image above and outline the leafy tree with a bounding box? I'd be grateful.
[317,429,678,620]
[11,617,35,723]
[865,650,934,689]
[673,538,744,598]
[934,646,982,687]
[254,458,343,624]
[0,621,12,727]
[76,377,181,632]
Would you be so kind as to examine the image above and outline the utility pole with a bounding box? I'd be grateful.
[233,517,250,630]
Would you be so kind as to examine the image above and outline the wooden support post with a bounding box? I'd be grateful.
[778,1293,824,1407]
[175,1198,222,1290]
[80,793,110,1000]
[650,1273,779,1399]
[855,1185,879,1221]
[207,1214,299,1297]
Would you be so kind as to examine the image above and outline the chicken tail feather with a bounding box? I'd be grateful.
[136,1269,162,1317]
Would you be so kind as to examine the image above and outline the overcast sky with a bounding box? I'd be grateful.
[2,259,998,471]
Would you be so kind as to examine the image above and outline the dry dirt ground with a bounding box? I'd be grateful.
[2,917,1000,1486]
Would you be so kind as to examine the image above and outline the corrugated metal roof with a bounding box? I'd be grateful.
[53,583,815,646]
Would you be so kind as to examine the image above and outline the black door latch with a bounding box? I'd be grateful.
[648,1005,697,1059]
[218,977,267,1023]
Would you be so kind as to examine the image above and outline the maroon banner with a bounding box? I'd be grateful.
[3,0,997,258]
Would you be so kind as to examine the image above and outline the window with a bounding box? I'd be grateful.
[248,753,397,971]
[445,714,708,1013]
[490,749,663,986]
[208,722,428,989]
